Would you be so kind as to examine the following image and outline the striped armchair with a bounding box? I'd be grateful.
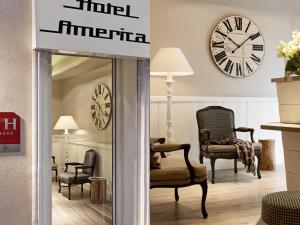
[196,106,262,184]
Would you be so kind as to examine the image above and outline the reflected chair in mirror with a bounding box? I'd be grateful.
[196,106,262,184]
[52,156,58,182]
[58,149,97,200]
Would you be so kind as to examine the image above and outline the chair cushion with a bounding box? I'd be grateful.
[59,172,90,184]
[262,191,300,225]
[150,155,207,187]
[202,142,262,153]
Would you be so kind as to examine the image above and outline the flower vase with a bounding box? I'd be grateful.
[285,56,300,77]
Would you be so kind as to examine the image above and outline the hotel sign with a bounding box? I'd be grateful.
[33,0,150,58]
[0,113,21,153]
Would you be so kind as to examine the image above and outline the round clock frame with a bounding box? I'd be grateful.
[210,15,265,78]
[90,83,112,130]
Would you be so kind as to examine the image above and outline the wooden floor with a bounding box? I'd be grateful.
[52,183,111,225]
[150,165,287,225]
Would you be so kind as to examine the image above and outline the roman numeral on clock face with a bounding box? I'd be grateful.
[224,60,234,74]
[250,54,261,65]
[245,21,251,33]
[214,51,227,63]
[236,63,243,76]
[246,62,253,73]
[235,17,242,31]
[215,27,227,39]
[98,85,102,95]
[223,19,233,32]
[94,89,98,97]
[253,45,264,51]
[212,41,224,48]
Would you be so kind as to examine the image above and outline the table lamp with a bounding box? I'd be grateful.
[53,115,79,162]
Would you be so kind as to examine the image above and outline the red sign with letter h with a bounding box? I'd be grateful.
[0,112,20,147]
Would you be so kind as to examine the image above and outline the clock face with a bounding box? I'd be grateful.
[91,83,112,130]
[211,16,265,78]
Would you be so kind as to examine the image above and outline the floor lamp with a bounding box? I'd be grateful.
[150,48,194,143]
[53,115,79,162]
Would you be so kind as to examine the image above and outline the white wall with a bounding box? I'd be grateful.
[150,0,298,97]
[0,1,32,225]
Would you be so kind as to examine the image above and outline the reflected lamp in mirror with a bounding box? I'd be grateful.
[150,48,194,143]
[53,116,79,135]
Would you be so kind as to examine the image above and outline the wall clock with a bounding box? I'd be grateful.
[210,16,265,78]
[91,83,112,130]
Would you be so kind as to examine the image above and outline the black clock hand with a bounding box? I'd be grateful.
[226,36,240,48]
[232,35,252,53]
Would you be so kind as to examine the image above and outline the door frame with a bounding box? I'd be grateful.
[32,51,150,225]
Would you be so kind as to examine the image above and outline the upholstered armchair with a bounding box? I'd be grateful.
[52,156,58,182]
[196,106,262,184]
[58,149,97,200]
[150,138,208,218]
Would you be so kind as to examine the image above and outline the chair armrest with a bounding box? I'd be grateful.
[234,127,255,143]
[64,162,83,172]
[199,129,210,144]
[151,137,167,157]
[52,156,56,165]
[150,137,166,144]
[182,144,195,181]
[74,166,93,184]
[152,143,184,153]
[152,143,195,180]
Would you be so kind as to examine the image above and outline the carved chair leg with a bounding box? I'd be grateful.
[200,153,204,164]
[58,179,61,193]
[175,187,179,202]
[200,180,208,219]
[68,184,71,200]
[210,157,216,184]
[234,159,238,174]
[81,184,84,193]
[256,152,262,179]
[55,169,58,182]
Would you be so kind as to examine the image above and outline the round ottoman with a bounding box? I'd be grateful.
[262,191,300,225]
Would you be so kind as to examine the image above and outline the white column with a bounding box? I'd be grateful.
[164,74,175,143]
[32,51,52,225]
[114,59,150,225]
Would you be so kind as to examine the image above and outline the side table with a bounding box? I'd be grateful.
[259,139,275,171]
[89,177,106,204]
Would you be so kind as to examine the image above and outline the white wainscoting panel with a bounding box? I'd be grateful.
[52,136,112,200]
[150,96,283,171]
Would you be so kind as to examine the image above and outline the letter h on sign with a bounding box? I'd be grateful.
[5,118,17,130]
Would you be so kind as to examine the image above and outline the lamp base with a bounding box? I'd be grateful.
[63,129,70,135]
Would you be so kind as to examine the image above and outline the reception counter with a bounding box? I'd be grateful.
[262,76,300,191]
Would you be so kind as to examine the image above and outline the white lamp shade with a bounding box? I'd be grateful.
[53,116,79,130]
[150,48,194,76]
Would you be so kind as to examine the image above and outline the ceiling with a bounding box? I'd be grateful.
[52,55,111,81]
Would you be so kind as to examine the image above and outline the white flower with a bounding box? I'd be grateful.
[276,32,300,59]
[276,40,288,58]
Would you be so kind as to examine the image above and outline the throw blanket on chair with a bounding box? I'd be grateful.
[211,138,256,176]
